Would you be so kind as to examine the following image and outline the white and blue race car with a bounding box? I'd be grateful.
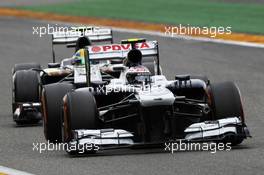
[41,39,251,153]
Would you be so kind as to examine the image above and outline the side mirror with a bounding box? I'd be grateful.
[113,65,125,71]
[175,74,190,81]
[48,62,60,68]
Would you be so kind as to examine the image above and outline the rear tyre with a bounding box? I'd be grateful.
[14,70,40,103]
[209,81,244,145]
[12,63,41,74]
[12,62,41,114]
[42,83,74,143]
[13,70,41,124]
[63,88,99,143]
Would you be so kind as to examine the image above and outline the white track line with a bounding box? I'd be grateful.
[113,27,264,48]
[0,166,34,175]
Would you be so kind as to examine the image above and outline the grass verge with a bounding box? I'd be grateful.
[18,0,264,34]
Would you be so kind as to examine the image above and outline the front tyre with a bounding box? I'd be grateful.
[63,88,99,143]
[42,83,74,143]
[209,81,245,145]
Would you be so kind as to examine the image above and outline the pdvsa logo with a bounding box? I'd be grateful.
[90,42,150,53]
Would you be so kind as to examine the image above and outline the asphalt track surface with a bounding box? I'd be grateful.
[0,16,264,175]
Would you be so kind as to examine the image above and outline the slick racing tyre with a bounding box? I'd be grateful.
[209,81,245,145]
[42,83,74,143]
[63,88,99,143]
[14,70,40,103]
[12,63,41,74]
[13,70,41,124]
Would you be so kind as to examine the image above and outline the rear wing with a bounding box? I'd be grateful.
[51,26,113,62]
[84,40,160,86]
[86,40,158,60]
[52,26,113,44]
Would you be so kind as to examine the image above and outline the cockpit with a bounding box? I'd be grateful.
[126,66,151,85]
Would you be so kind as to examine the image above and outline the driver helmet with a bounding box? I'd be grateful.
[72,48,85,65]
[124,49,142,67]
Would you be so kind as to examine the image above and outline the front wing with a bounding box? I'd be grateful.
[67,117,251,154]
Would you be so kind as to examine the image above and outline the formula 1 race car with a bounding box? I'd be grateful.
[41,39,250,153]
[12,26,113,124]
